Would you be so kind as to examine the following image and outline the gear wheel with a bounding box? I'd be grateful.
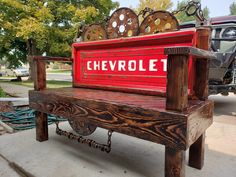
[107,8,139,39]
[68,119,97,136]
[139,11,179,36]
[82,24,107,42]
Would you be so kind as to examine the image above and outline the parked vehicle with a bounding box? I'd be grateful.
[180,15,236,95]
[4,67,29,77]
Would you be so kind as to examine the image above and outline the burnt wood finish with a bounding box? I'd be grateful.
[165,147,185,177]
[35,111,48,142]
[166,54,188,111]
[29,87,213,150]
[29,27,214,177]
[194,28,211,100]
[32,56,73,141]
[164,46,217,60]
[189,133,205,169]
[33,59,46,91]
[33,56,73,62]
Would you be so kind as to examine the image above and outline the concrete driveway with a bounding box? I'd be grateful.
[0,94,236,177]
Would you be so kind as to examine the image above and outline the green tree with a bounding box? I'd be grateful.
[136,0,173,12]
[0,0,118,77]
[175,0,209,23]
[230,2,236,15]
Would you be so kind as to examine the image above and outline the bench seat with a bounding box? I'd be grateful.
[29,87,213,150]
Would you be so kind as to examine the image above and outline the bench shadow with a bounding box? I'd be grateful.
[51,126,236,177]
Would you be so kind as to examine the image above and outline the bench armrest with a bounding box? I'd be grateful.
[164,46,213,111]
[32,56,73,91]
[164,46,216,60]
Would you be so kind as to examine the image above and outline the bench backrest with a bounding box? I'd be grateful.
[72,29,199,96]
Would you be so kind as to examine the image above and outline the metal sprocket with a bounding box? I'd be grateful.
[82,24,107,42]
[139,11,179,36]
[107,8,139,39]
[68,119,97,136]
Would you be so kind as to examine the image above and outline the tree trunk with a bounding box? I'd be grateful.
[27,39,39,81]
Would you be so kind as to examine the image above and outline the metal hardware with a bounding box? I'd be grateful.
[68,118,97,136]
[55,121,113,153]
[172,0,206,22]
[106,8,139,39]
[139,11,179,35]
[138,7,154,18]
[81,24,107,42]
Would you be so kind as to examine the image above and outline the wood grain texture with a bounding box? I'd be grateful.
[165,147,185,177]
[194,27,211,100]
[33,56,73,62]
[33,60,46,91]
[29,88,213,150]
[166,55,188,111]
[187,100,213,147]
[35,111,48,142]
[188,133,205,170]
[164,46,216,60]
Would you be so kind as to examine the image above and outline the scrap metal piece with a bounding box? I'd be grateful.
[68,119,97,136]
[82,24,107,42]
[139,11,179,36]
[107,8,139,39]
[56,121,113,153]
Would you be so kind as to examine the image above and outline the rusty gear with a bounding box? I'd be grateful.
[82,24,107,42]
[68,119,97,136]
[107,8,139,39]
[139,11,179,35]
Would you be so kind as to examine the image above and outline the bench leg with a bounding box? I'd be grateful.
[188,133,205,169]
[36,111,48,142]
[165,147,185,177]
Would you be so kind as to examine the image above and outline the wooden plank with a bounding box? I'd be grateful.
[194,27,211,100]
[29,88,213,150]
[164,46,216,59]
[33,56,73,62]
[29,89,188,150]
[166,55,188,111]
[35,111,48,142]
[33,60,46,91]
[165,147,185,177]
[187,100,213,147]
[188,133,205,170]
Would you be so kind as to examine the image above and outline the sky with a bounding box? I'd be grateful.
[113,0,236,17]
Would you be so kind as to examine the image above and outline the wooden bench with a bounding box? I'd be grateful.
[29,27,214,177]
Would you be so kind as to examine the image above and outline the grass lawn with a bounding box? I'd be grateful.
[0,80,72,88]
[0,87,9,97]
[46,69,71,74]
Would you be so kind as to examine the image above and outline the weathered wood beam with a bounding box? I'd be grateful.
[194,27,211,100]
[166,54,188,111]
[165,147,185,177]
[164,46,216,60]
[33,56,73,62]
[189,133,205,169]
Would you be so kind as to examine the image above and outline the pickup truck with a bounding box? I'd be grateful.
[181,15,236,95]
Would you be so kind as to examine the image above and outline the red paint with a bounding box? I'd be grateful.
[72,30,197,95]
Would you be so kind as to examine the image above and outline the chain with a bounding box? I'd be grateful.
[172,1,206,22]
[138,7,154,18]
[55,121,113,153]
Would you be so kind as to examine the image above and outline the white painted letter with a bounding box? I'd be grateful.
[161,59,167,72]
[139,60,146,71]
[128,60,136,71]
[87,61,92,70]
[109,61,117,71]
[118,60,126,71]
[94,61,100,70]
[149,59,158,71]
[102,61,108,71]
